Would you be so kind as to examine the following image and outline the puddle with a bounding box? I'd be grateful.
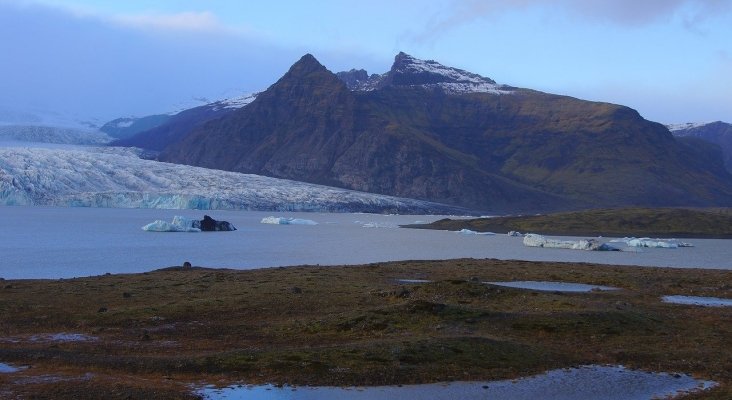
[0,362,24,373]
[662,295,732,307]
[485,281,618,292]
[196,365,715,400]
[30,333,98,342]
[395,279,432,284]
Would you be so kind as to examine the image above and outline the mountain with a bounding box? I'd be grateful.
[100,114,171,139]
[154,53,732,212]
[669,121,732,173]
[0,145,464,214]
[110,93,256,152]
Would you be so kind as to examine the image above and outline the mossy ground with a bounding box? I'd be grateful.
[1,259,730,399]
[406,207,732,238]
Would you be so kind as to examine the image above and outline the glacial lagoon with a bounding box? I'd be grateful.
[2,206,732,279]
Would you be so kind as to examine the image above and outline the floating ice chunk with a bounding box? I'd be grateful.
[523,234,618,251]
[457,229,495,235]
[507,231,522,237]
[260,216,318,225]
[142,216,201,232]
[662,295,732,307]
[610,237,693,248]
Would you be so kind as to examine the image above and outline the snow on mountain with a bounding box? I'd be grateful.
[343,52,513,95]
[167,92,258,115]
[0,146,464,214]
[666,122,712,132]
[0,125,111,145]
[209,93,258,111]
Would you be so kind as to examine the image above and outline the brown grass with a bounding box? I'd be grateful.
[1,259,731,399]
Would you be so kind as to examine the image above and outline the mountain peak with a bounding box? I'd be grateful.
[285,53,328,77]
[337,52,511,95]
[388,52,497,86]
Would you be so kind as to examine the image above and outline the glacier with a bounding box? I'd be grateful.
[0,145,463,214]
[0,125,111,145]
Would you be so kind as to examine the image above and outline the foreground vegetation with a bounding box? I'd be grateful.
[405,207,732,238]
[1,259,731,399]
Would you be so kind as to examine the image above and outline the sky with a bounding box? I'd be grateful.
[1,0,730,125]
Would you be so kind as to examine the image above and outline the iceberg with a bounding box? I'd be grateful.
[142,216,201,232]
[523,233,618,251]
[609,237,694,248]
[457,229,495,235]
[507,230,523,237]
[261,216,318,225]
[142,215,236,232]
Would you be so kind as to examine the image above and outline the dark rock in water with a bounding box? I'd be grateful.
[198,215,237,231]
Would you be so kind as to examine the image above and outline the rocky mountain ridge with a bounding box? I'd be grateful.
[669,121,732,173]
[119,52,732,213]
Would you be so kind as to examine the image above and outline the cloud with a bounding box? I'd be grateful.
[109,11,229,34]
[412,0,731,43]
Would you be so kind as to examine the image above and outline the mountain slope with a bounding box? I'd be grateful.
[111,94,256,152]
[669,121,732,173]
[159,53,732,212]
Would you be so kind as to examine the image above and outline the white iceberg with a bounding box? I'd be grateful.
[523,233,618,251]
[260,216,318,225]
[610,237,694,248]
[142,216,201,232]
[457,229,495,235]
[507,231,522,237]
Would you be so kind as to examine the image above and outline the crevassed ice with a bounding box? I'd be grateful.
[0,146,459,214]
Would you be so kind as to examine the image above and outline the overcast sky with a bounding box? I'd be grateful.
[1,0,730,125]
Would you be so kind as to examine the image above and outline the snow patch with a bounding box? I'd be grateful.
[666,122,712,132]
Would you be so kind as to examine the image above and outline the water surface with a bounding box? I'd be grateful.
[2,207,731,279]
[197,365,715,400]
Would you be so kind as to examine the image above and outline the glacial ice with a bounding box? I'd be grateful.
[260,216,318,225]
[523,234,618,251]
[457,229,495,235]
[142,216,201,232]
[609,237,694,248]
[0,146,463,214]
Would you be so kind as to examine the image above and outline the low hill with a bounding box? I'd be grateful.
[404,208,732,238]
